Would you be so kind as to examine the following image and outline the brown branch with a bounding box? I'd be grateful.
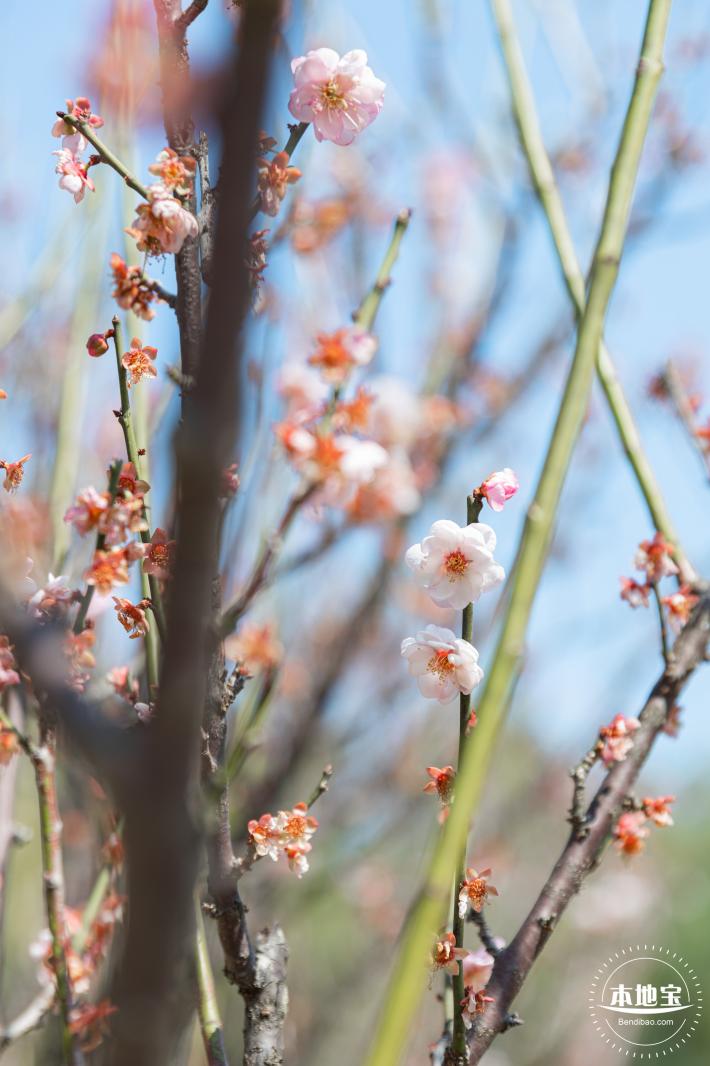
[153,0,203,380]
[467,590,710,1062]
[177,0,210,32]
[108,3,283,1063]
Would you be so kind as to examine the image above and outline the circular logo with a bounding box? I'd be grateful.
[588,945,702,1057]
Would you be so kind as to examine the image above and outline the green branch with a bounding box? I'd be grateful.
[363,2,672,1062]
[57,112,151,201]
[195,899,229,1066]
[488,0,693,583]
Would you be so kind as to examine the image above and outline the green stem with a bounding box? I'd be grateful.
[363,3,672,1062]
[57,113,151,200]
[488,0,693,583]
[195,898,229,1066]
[354,210,412,332]
[110,316,167,661]
[450,492,481,1056]
[72,460,122,634]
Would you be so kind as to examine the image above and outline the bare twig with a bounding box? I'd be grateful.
[567,744,600,839]
[663,359,710,481]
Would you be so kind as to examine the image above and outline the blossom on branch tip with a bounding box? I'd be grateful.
[599,714,640,766]
[308,326,377,385]
[0,455,31,493]
[405,519,504,610]
[257,150,301,216]
[458,867,498,919]
[634,532,679,583]
[642,795,675,827]
[122,337,157,386]
[430,932,465,975]
[288,48,385,145]
[619,576,650,609]
[477,468,519,512]
[52,97,104,151]
[401,625,483,704]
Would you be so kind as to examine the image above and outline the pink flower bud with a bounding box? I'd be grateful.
[86,333,109,358]
[478,468,519,512]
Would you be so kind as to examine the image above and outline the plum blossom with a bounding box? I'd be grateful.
[278,362,329,419]
[477,468,519,512]
[53,148,95,203]
[0,722,19,765]
[112,597,150,639]
[405,519,505,610]
[460,987,495,1029]
[225,622,282,675]
[147,147,196,196]
[85,548,131,595]
[599,714,640,766]
[0,454,32,493]
[619,576,650,608]
[308,326,377,385]
[64,487,109,535]
[51,97,104,152]
[333,387,374,433]
[143,528,176,580]
[634,532,678,583]
[614,811,649,856]
[461,947,496,993]
[68,999,117,1054]
[458,867,498,919]
[642,795,675,827]
[106,665,140,703]
[275,423,387,496]
[65,628,96,692]
[100,494,147,546]
[0,636,20,693]
[289,48,385,146]
[117,461,149,497]
[257,150,301,216]
[247,802,318,878]
[423,765,455,822]
[662,585,698,633]
[430,932,465,975]
[401,625,484,704]
[346,451,421,522]
[29,574,74,619]
[122,337,158,386]
[110,254,160,321]
[126,183,198,256]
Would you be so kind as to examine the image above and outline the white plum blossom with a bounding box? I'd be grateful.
[401,624,484,703]
[289,48,385,146]
[405,519,505,610]
[53,148,94,203]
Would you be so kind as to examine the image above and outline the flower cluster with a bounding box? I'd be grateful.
[51,97,103,204]
[614,795,674,857]
[248,802,319,877]
[598,714,640,766]
[110,253,161,321]
[620,532,697,635]
[126,149,198,256]
[289,49,385,146]
[257,149,301,217]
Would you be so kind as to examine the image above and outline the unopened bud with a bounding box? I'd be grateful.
[86,333,109,358]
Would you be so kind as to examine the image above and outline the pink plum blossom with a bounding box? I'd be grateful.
[405,519,505,610]
[288,48,385,146]
[401,624,484,703]
[478,468,519,512]
[461,947,496,993]
[126,183,198,256]
[599,714,640,766]
[53,149,94,203]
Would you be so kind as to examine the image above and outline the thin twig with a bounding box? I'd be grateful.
[662,359,710,481]
[567,745,600,839]
[651,581,670,663]
[468,910,502,959]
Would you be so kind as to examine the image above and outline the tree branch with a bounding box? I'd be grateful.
[467,590,710,1061]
